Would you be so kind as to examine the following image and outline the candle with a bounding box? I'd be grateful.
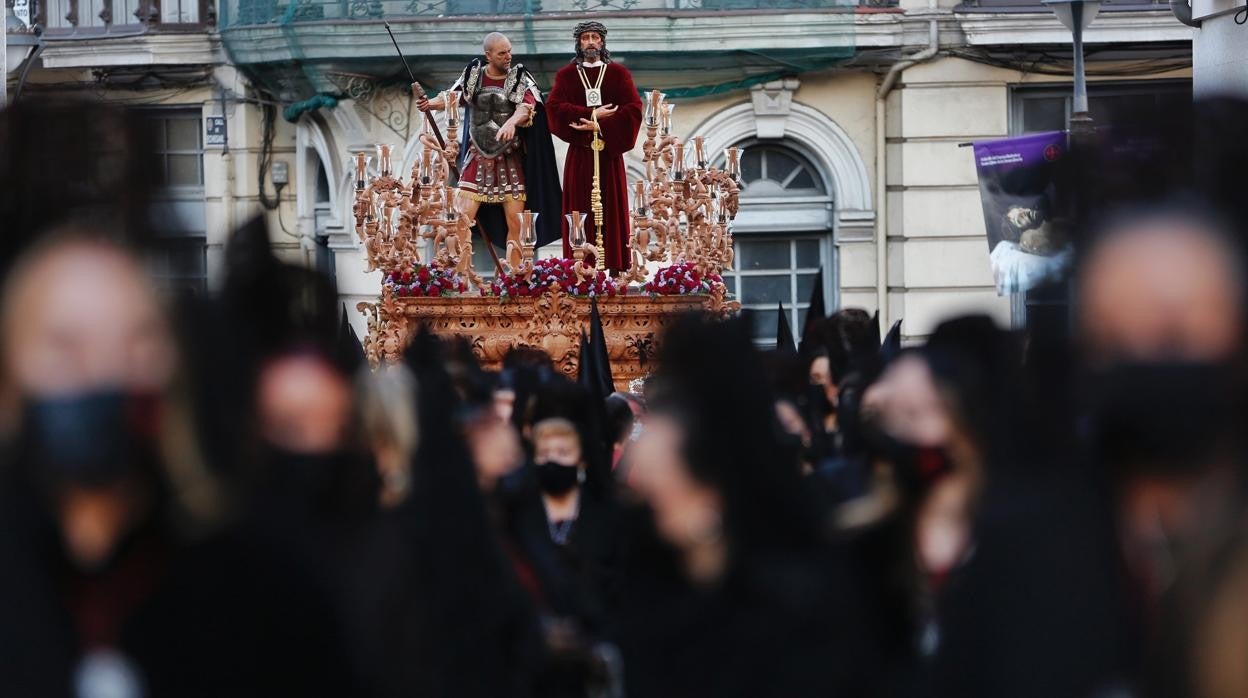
[633,180,648,216]
[724,147,742,180]
[445,90,461,126]
[662,103,676,136]
[378,144,391,177]
[355,152,366,189]
[443,186,458,221]
[566,211,587,248]
[518,211,539,247]
[672,141,685,180]
[646,90,663,127]
[692,136,707,169]
[419,148,433,185]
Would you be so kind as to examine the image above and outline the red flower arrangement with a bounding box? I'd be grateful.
[487,257,625,299]
[642,262,722,296]
[385,261,469,298]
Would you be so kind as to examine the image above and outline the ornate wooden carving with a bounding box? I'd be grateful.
[359,285,739,391]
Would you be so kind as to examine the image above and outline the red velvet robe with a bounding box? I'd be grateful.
[547,61,643,273]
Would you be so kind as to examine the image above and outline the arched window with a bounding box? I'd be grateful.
[739,146,826,198]
[721,143,833,346]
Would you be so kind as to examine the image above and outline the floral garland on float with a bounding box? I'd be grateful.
[642,262,723,296]
[385,261,469,298]
[487,257,624,299]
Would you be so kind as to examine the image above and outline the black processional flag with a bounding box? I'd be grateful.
[882,319,902,363]
[800,267,825,353]
[337,304,367,372]
[589,297,614,397]
[776,302,796,354]
[578,330,595,393]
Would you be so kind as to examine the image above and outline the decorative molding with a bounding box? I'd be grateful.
[749,77,800,140]
[692,100,875,226]
[39,34,223,68]
[295,113,346,244]
[324,72,414,142]
[956,11,1194,45]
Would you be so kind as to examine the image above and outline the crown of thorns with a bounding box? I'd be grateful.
[573,21,607,38]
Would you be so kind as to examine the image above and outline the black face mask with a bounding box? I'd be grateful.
[22,390,161,487]
[861,425,953,499]
[1083,361,1243,476]
[802,383,834,423]
[777,432,817,471]
[261,446,352,504]
[534,461,581,496]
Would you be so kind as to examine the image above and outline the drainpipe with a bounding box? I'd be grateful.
[874,13,939,325]
[1170,0,1200,27]
[220,88,237,285]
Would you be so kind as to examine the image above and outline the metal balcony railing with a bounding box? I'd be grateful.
[30,0,215,35]
[222,0,875,28]
[956,0,1167,11]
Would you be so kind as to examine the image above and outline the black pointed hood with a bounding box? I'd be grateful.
[799,267,826,353]
[776,302,796,354]
[589,296,614,397]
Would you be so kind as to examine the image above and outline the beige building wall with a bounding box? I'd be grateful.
[886,57,1011,339]
[21,5,1193,345]
[303,57,1191,342]
[75,54,1176,343]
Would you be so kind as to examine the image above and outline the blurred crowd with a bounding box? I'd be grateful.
[5,97,1248,698]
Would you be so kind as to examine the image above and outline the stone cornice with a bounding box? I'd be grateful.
[40,33,224,69]
[219,12,862,65]
[34,8,1189,73]
[955,10,1193,44]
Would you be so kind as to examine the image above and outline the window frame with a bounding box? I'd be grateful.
[722,141,837,345]
[133,106,209,294]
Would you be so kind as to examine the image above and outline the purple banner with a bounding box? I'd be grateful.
[972,131,1071,295]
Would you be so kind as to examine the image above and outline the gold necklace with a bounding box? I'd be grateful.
[577,63,606,108]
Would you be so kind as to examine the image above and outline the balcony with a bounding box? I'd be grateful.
[29,0,214,36]
[955,0,1169,12]
[223,0,873,26]
[952,0,1191,46]
[217,0,871,102]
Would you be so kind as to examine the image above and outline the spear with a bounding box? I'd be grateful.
[383,20,458,180]
[384,21,506,276]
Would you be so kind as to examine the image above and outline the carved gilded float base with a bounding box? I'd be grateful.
[358,284,739,391]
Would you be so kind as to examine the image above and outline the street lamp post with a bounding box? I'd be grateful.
[1043,0,1102,137]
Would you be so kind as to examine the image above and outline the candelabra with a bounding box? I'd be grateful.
[623,90,741,286]
[352,89,488,291]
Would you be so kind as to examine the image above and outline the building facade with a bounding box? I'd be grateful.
[7,0,1193,343]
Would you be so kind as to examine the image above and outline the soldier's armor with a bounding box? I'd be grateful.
[469,87,520,159]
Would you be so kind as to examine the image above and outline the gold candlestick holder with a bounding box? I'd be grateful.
[626,104,741,282]
[590,111,607,272]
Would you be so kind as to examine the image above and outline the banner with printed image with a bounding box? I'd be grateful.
[972,131,1073,296]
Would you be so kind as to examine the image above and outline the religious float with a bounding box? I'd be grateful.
[355,89,742,390]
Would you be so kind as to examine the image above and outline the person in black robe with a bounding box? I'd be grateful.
[360,327,544,698]
[0,229,356,697]
[490,373,622,697]
[613,313,880,697]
